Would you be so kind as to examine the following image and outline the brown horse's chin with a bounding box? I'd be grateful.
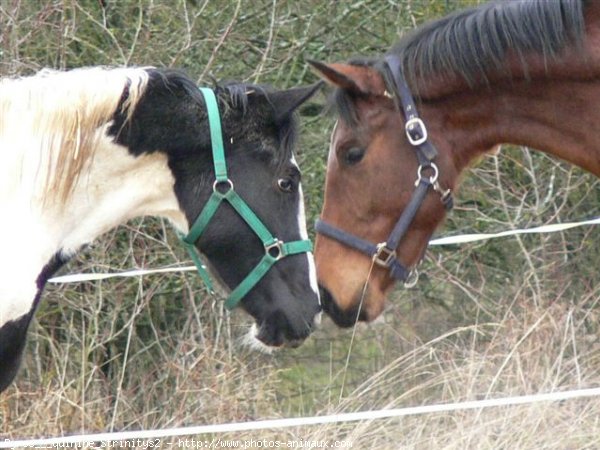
[319,284,385,327]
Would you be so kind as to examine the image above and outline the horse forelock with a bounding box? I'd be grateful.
[219,82,298,170]
[0,67,151,205]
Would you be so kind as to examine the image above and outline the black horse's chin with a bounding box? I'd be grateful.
[242,323,304,352]
[249,308,316,350]
[255,328,305,349]
[319,285,367,328]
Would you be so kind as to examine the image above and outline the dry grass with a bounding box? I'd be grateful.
[1,1,599,448]
[2,230,599,449]
[298,298,600,449]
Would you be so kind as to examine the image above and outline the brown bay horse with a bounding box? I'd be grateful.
[309,0,600,327]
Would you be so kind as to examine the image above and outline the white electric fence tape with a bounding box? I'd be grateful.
[47,216,599,284]
[1,387,599,448]
[49,265,197,284]
[429,216,600,246]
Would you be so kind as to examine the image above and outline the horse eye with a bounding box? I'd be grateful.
[277,178,294,193]
[344,147,365,165]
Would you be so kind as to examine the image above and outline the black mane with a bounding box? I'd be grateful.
[333,0,586,124]
[221,82,298,170]
[394,0,585,90]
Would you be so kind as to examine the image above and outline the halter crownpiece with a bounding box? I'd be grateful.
[315,55,453,285]
[180,87,313,309]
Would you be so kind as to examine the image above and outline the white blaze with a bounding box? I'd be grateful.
[292,156,320,305]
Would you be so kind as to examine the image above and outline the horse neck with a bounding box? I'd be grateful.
[49,141,187,254]
[0,136,186,295]
[418,3,600,178]
[424,71,600,179]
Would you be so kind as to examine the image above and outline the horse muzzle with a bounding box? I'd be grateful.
[248,303,321,349]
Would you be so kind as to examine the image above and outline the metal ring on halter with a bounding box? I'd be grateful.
[265,239,284,261]
[213,179,234,195]
[403,269,419,288]
[415,163,439,186]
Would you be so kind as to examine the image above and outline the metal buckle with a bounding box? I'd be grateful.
[265,239,284,260]
[405,117,428,146]
[373,243,396,268]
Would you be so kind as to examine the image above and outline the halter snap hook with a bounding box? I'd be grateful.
[403,269,419,288]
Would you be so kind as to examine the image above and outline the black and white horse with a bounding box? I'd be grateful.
[0,67,321,392]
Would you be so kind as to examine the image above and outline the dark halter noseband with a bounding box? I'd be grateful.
[315,55,454,286]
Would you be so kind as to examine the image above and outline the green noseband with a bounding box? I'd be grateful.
[180,87,313,310]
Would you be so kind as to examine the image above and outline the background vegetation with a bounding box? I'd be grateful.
[1,0,599,448]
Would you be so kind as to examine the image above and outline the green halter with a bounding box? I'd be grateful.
[180,87,313,310]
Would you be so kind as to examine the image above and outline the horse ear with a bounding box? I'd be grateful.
[307,60,361,92]
[307,60,385,97]
[270,83,323,123]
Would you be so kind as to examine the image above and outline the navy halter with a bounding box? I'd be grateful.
[315,55,453,285]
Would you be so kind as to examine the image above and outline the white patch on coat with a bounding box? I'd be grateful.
[240,323,274,354]
[0,133,187,325]
[0,67,188,326]
[291,156,321,311]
